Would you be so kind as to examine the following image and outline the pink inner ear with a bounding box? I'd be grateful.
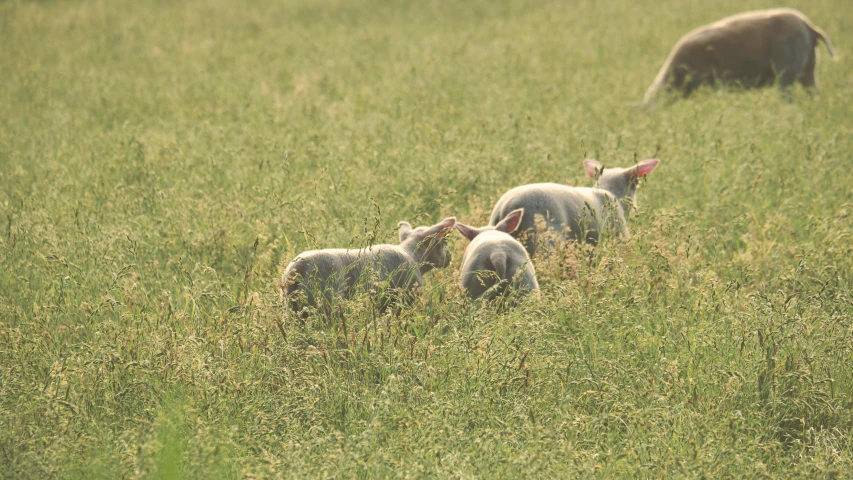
[498,210,523,234]
[433,217,456,238]
[635,159,659,178]
[583,159,602,178]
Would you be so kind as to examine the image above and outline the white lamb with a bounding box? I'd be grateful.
[281,217,456,315]
[456,209,539,301]
[489,159,660,255]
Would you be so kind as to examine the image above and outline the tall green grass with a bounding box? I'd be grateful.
[1,0,851,477]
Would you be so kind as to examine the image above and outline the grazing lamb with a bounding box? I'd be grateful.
[489,159,659,255]
[281,217,456,316]
[644,8,835,104]
[456,209,539,301]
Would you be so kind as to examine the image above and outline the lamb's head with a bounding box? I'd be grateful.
[457,208,523,241]
[584,158,659,214]
[398,216,457,272]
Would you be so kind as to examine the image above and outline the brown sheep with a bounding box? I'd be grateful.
[643,8,835,104]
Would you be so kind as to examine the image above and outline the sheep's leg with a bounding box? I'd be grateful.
[772,36,809,92]
[377,268,419,313]
[480,278,510,302]
[799,49,818,90]
[682,75,703,98]
[669,65,689,97]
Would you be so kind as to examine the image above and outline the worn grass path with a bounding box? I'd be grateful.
[1,0,852,477]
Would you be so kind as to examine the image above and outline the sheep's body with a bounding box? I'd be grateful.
[281,246,420,311]
[457,209,538,300]
[489,184,625,253]
[459,229,538,300]
[489,159,659,256]
[281,218,455,315]
[644,8,835,103]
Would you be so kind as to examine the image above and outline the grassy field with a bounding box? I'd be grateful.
[2,0,852,477]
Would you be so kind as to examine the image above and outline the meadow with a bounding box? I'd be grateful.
[1,0,852,477]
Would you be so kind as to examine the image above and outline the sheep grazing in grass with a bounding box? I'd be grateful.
[489,159,660,255]
[456,209,539,301]
[644,8,835,104]
[281,217,456,316]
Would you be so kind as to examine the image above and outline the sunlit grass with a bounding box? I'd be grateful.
[1,0,851,477]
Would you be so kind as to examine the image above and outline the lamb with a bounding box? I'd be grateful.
[643,8,835,104]
[489,159,659,255]
[456,209,539,301]
[280,217,456,316]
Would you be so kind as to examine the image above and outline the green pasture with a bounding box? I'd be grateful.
[1,0,852,477]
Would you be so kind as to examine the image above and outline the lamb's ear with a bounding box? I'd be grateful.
[398,221,412,242]
[455,223,480,241]
[634,159,659,178]
[423,217,456,239]
[584,159,603,179]
[495,208,524,234]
